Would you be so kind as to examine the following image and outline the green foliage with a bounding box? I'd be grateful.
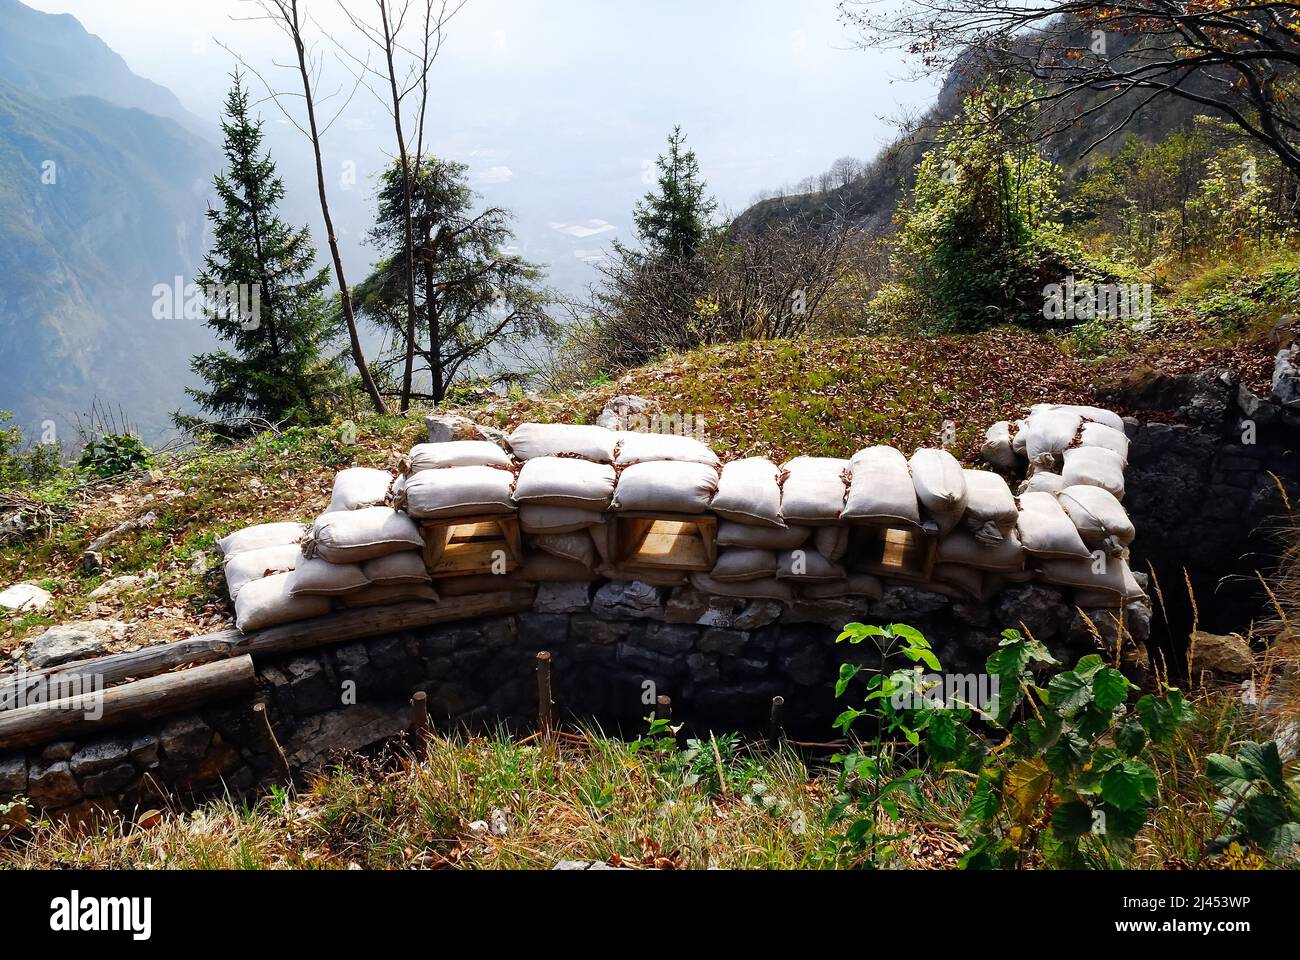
[0,412,64,489]
[873,82,1075,332]
[178,73,344,431]
[1205,740,1300,860]
[76,433,151,478]
[634,126,718,262]
[355,156,555,404]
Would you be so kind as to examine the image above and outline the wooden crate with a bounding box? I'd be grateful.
[421,514,522,579]
[847,522,938,581]
[611,512,717,572]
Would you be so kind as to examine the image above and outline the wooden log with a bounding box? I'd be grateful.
[410,691,431,749]
[768,695,786,746]
[535,651,555,734]
[253,702,292,781]
[0,632,240,711]
[0,656,257,751]
[235,590,536,659]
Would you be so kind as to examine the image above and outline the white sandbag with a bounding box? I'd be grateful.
[710,548,778,583]
[1077,422,1130,464]
[407,440,513,473]
[716,522,810,551]
[1058,485,1135,556]
[521,553,599,583]
[1015,492,1092,560]
[361,551,432,587]
[508,423,618,463]
[1038,556,1146,601]
[1010,419,1029,456]
[690,573,794,603]
[531,532,597,569]
[327,467,394,512]
[909,449,969,535]
[514,457,616,511]
[402,466,516,520]
[234,572,331,633]
[1022,410,1082,468]
[1030,403,1125,434]
[710,458,784,528]
[223,544,300,601]
[781,457,849,526]
[613,461,719,514]
[932,563,984,601]
[843,447,919,526]
[613,431,719,468]
[799,574,884,601]
[1018,471,1067,495]
[980,421,1019,471]
[216,522,306,559]
[306,507,424,564]
[937,529,1025,573]
[1062,446,1126,500]
[287,557,371,597]
[962,469,1018,542]
[597,565,688,588]
[814,525,851,563]
[776,548,845,582]
[343,583,439,608]
[519,505,607,534]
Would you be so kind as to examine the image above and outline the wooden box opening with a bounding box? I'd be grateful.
[612,513,717,572]
[422,514,521,579]
[848,524,937,581]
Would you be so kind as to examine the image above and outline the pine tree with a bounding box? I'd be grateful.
[177,74,341,430]
[633,126,717,261]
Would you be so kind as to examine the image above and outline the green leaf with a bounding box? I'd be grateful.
[1073,654,1105,679]
[1114,720,1146,757]
[889,623,928,647]
[962,772,1001,828]
[1047,669,1093,715]
[1092,667,1131,712]
[1051,800,1095,840]
[900,646,942,671]
[1206,753,1252,795]
[1045,730,1089,776]
[835,663,863,698]
[1238,741,1288,794]
[1100,760,1158,811]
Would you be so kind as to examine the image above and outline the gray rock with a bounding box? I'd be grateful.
[594,395,653,431]
[81,763,138,798]
[284,704,411,770]
[517,612,570,648]
[733,600,784,630]
[27,761,81,807]
[872,586,950,621]
[533,582,591,615]
[552,860,627,870]
[159,716,213,763]
[569,615,627,646]
[592,581,665,621]
[21,620,127,668]
[0,755,27,795]
[41,741,75,763]
[1237,383,1279,424]
[781,644,829,686]
[424,413,480,444]
[995,585,1073,642]
[69,738,131,777]
[0,583,52,613]
[1189,630,1254,676]
[641,623,698,654]
[783,599,870,628]
[88,574,146,600]
[698,628,749,656]
[1272,347,1300,409]
[128,735,160,768]
[664,586,710,624]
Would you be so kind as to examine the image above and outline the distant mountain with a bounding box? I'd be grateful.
[0,1,217,444]
[0,0,206,136]
[733,28,1215,238]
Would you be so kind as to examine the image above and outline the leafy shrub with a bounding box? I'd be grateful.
[1205,740,1300,858]
[77,433,152,478]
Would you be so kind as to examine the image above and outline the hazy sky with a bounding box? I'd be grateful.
[27,0,941,293]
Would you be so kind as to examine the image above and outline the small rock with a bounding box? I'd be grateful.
[21,620,128,668]
[595,395,653,431]
[1189,630,1254,677]
[490,807,509,836]
[145,469,166,485]
[89,575,145,601]
[468,819,490,838]
[0,583,52,613]
[1237,383,1279,424]
[26,761,82,808]
[1267,313,1300,350]
[733,600,784,630]
[80,551,103,575]
[425,413,480,444]
[592,581,665,621]
[1272,348,1300,409]
[0,755,27,795]
[533,582,591,615]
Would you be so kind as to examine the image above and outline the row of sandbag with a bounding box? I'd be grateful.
[217,489,436,632]
[982,403,1129,499]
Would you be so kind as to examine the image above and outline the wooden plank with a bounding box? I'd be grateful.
[235,591,536,659]
[0,632,240,712]
[422,515,521,578]
[0,656,257,751]
[613,514,716,572]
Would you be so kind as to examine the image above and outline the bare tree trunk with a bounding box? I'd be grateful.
[283,0,387,415]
